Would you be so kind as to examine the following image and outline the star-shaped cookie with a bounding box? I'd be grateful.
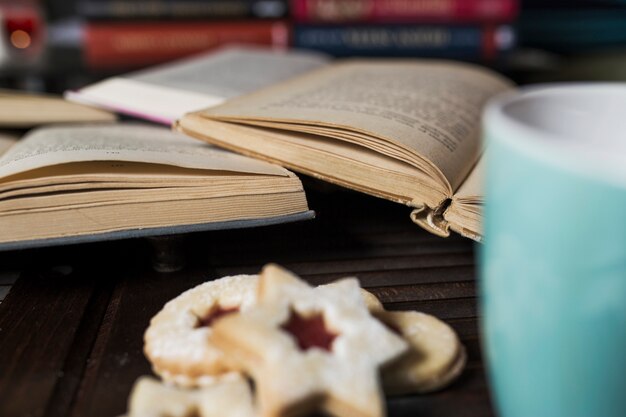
[210,264,408,417]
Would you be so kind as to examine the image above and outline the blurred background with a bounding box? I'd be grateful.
[2,0,626,94]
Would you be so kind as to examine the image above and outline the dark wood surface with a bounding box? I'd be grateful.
[0,187,494,417]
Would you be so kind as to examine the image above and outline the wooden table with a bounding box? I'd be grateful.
[0,186,494,417]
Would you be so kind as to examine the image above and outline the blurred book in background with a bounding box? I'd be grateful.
[289,0,518,62]
[78,0,290,70]
[519,6,626,54]
[292,0,518,23]
[78,0,288,20]
[84,21,289,70]
[293,24,514,60]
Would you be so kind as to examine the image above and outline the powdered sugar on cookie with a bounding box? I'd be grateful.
[144,274,258,386]
[125,375,255,417]
[211,264,408,417]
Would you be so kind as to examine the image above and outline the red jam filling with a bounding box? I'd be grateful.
[280,309,338,352]
[195,306,239,328]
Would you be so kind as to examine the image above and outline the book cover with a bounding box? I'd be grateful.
[84,21,290,70]
[293,24,515,60]
[291,0,519,23]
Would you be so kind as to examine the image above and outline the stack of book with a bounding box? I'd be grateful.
[290,0,518,60]
[78,0,290,70]
[0,71,316,249]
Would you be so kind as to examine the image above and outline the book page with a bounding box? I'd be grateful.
[0,90,115,127]
[0,131,20,156]
[0,123,288,180]
[131,46,330,99]
[454,153,484,200]
[68,46,329,124]
[201,60,513,190]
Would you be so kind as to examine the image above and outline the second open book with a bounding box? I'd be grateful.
[177,58,514,241]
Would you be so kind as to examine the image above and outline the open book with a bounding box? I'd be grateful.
[176,60,514,241]
[0,123,311,249]
[66,46,329,125]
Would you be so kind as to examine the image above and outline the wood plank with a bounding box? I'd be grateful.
[44,276,115,417]
[385,297,478,320]
[303,265,476,287]
[200,230,472,265]
[70,265,211,417]
[0,268,97,417]
[369,281,476,303]
[212,252,474,278]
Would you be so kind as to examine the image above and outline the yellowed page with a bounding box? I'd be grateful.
[0,131,19,156]
[0,192,308,244]
[0,90,115,127]
[178,114,448,208]
[0,123,288,179]
[199,60,513,190]
[454,153,484,200]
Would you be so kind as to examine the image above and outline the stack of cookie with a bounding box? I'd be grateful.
[125,264,466,417]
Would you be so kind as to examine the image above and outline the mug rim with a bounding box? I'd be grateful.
[484,82,626,189]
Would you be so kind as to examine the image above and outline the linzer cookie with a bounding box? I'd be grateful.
[144,274,258,387]
[125,375,254,417]
[377,310,466,394]
[359,288,466,394]
[210,264,408,417]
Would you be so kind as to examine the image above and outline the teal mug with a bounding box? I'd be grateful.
[481,84,626,417]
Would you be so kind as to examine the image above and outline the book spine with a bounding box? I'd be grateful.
[291,0,519,23]
[78,0,289,20]
[293,25,514,60]
[84,21,290,70]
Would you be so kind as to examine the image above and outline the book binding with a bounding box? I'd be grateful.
[411,202,483,242]
[410,203,451,238]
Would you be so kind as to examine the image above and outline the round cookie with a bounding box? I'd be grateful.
[125,375,255,417]
[144,274,258,387]
[377,310,465,394]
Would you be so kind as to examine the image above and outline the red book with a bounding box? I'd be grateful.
[84,21,290,70]
[291,0,518,23]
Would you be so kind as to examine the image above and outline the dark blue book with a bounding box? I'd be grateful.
[77,0,288,20]
[519,9,626,53]
[522,0,626,9]
[293,24,515,60]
